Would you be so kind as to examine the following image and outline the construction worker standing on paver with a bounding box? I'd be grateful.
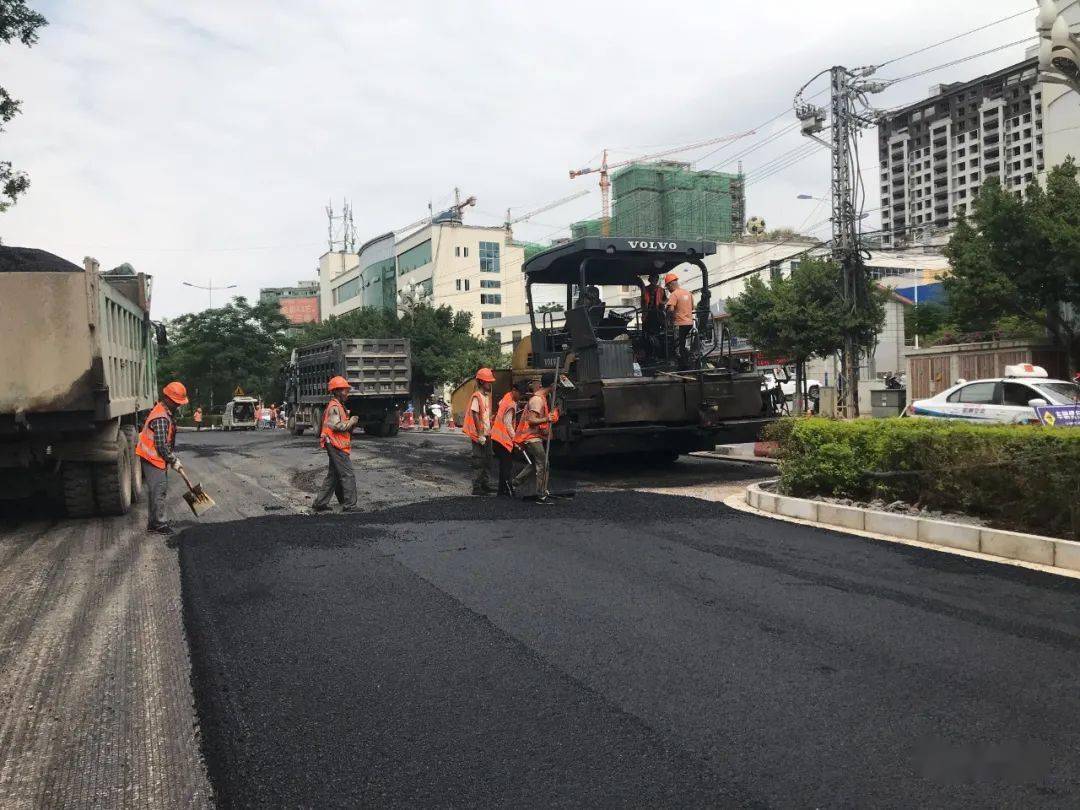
[513,373,559,505]
[134,381,189,536]
[462,367,497,495]
[664,272,695,368]
[491,380,528,497]
[312,376,359,513]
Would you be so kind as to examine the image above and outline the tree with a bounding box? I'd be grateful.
[157,297,291,411]
[904,301,949,344]
[943,161,1080,373]
[726,257,886,410]
[1,1,46,212]
[300,303,506,396]
[537,302,564,313]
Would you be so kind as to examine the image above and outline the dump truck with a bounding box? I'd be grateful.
[0,247,159,516]
[452,237,769,460]
[284,338,411,437]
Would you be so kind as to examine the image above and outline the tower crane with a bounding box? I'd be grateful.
[503,190,590,244]
[395,189,477,237]
[568,130,755,237]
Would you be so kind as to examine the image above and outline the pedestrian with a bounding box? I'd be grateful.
[430,399,443,430]
[312,376,359,513]
[134,381,189,536]
[512,373,559,505]
[462,367,497,496]
[270,403,279,429]
[664,272,695,368]
[193,405,203,431]
[492,380,528,497]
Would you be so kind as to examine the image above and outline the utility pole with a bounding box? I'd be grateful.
[795,65,886,418]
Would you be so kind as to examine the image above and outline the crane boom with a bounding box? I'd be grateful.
[503,189,590,244]
[568,130,755,236]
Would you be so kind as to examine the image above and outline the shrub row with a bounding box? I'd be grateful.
[768,418,1080,540]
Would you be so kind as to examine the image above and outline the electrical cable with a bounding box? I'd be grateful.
[875,7,1037,69]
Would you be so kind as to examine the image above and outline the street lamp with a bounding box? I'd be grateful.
[182,279,237,310]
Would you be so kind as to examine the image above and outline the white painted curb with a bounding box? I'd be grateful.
[746,481,1080,574]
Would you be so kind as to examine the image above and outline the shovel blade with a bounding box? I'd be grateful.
[182,485,216,517]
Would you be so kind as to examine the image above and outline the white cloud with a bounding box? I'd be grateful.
[0,0,1040,316]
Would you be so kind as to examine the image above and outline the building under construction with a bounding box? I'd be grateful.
[572,161,745,241]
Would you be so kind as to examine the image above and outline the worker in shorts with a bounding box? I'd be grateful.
[312,376,359,512]
[512,373,559,505]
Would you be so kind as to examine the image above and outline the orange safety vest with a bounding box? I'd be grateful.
[320,399,352,454]
[461,390,490,442]
[134,402,174,470]
[490,392,517,452]
[193,408,203,423]
[515,394,553,445]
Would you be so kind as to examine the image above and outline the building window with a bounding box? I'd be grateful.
[456,279,461,291]
[333,276,361,305]
[511,330,522,349]
[463,246,469,257]
[397,239,432,273]
[464,279,470,291]
[455,246,461,257]
[481,311,502,320]
[480,279,501,289]
[479,241,500,273]
[480,294,502,305]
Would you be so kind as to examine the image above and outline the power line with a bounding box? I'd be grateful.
[875,7,1036,69]
[883,35,1039,85]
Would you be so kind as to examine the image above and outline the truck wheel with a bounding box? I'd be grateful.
[94,440,133,516]
[62,462,97,518]
[365,422,385,437]
[122,425,143,503]
[387,422,399,437]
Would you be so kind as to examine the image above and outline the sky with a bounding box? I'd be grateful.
[0,0,1040,317]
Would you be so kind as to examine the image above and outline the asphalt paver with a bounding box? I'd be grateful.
[179,488,1080,808]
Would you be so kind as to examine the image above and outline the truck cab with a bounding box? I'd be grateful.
[511,237,767,459]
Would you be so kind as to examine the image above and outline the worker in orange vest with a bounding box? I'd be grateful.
[512,373,559,505]
[312,376,359,512]
[462,367,497,495]
[193,406,204,431]
[134,381,189,535]
[664,272,695,368]
[491,380,528,497]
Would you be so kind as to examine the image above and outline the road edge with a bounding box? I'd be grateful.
[723,483,1080,581]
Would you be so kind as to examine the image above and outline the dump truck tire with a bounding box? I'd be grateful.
[122,426,142,503]
[62,462,97,518]
[94,436,133,516]
[365,422,385,437]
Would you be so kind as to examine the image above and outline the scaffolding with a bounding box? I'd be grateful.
[606,161,745,241]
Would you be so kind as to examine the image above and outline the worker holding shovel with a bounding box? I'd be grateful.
[512,373,560,505]
[134,381,190,536]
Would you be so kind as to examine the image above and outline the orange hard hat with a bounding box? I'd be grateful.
[664,272,679,284]
[475,367,496,383]
[162,381,189,405]
[327,375,351,392]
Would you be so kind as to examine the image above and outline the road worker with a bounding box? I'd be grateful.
[193,406,204,431]
[312,376,359,512]
[664,272,695,368]
[462,368,497,495]
[512,373,559,505]
[134,381,189,536]
[491,380,528,497]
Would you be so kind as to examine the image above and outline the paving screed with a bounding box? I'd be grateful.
[180,485,1080,808]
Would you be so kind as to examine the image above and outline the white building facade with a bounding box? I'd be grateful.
[318,222,527,336]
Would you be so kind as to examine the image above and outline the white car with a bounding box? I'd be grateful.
[908,365,1080,424]
[761,368,821,401]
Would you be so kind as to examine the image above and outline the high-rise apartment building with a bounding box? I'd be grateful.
[878,57,1045,247]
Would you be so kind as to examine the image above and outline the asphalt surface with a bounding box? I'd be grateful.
[176,430,1080,808]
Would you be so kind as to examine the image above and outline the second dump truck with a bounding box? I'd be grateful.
[284,338,411,438]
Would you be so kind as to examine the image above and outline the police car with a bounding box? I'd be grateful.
[908,364,1080,424]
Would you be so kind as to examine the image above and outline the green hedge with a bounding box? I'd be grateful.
[769,418,1080,540]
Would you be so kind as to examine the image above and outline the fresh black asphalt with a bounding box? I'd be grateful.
[179,490,1080,807]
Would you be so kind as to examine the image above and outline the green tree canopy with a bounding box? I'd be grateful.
[726,256,886,366]
[1,1,46,212]
[157,297,291,411]
[300,303,506,395]
[943,160,1080,372]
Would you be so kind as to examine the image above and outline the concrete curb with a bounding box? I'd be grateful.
[744,481,1080,578]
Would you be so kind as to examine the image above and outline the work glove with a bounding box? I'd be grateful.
[549,408,560,424]
[476,435,487,446]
